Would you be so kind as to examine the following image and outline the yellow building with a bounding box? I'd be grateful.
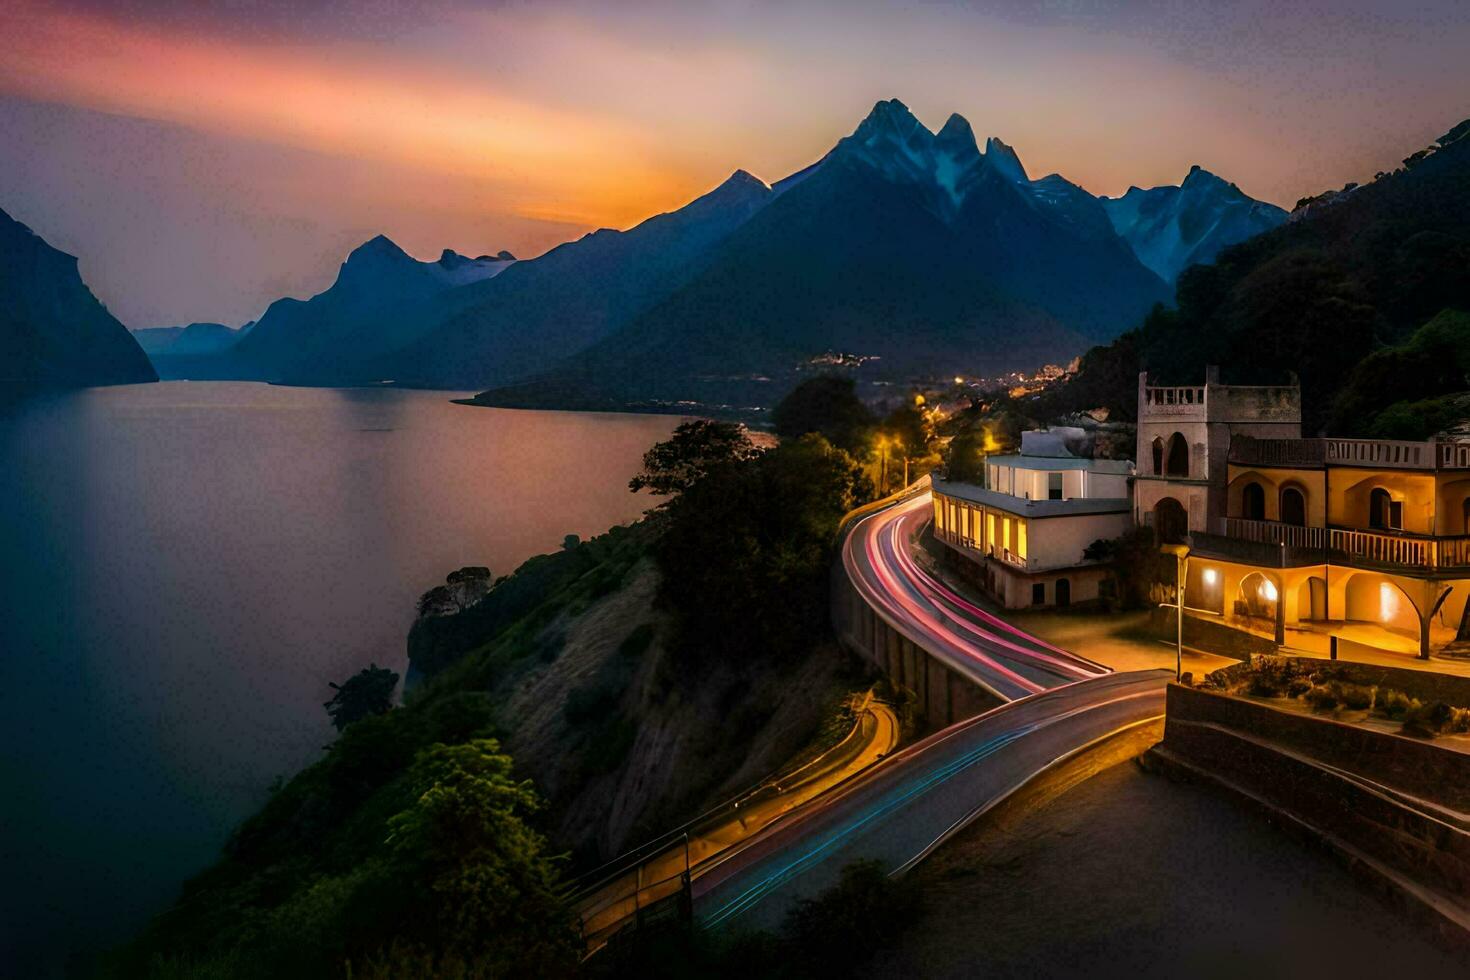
[1188,435,1470,660]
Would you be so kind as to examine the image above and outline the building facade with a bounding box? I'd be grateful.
[1133,366,1301,544]
[1133,369,1470,661]
[932,431,1133,609]
[1188,435,1470,659]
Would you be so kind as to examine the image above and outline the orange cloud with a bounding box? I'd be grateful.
[0,0,701,228]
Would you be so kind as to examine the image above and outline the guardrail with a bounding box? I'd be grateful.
[1213,517,1470,572]
[570,698,891,955]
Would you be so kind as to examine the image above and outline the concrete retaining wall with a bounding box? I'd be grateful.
[1154,684,1470,947]
[831,561,1000,728]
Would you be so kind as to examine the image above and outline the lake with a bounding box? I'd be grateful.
[0,382,679,976]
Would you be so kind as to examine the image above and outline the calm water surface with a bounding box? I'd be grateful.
[0,382,678,974]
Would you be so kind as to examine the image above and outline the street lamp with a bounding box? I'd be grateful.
[1160,543,1190,681]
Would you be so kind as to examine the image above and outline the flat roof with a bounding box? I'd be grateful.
[934,479,1131,518]
[988,454,1134,474]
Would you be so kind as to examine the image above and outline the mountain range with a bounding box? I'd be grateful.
[0,207,156,391]
[0,98,1288,407]
[1100,166,1288,284]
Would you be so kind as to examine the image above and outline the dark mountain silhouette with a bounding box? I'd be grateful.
[133,322,240,355]
[0,207,156,390]
[1101,166,1287,284]
[373,170,773,390]
[231,238,514,383]
[470,99,1174,412]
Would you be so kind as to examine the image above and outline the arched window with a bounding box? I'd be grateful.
[1165,433,1189,477]
[1280,487,1306,526]
[1369,488,1399,530]
[1154,497,1188,544]
[1242,482,1266,521]
[1151,437,1164,476]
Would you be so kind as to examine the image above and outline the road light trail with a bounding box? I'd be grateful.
[844,487,1110,699]
[573,695,900,954]
[693,670,1171,932]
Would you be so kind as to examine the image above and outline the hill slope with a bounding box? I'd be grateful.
[0,207,156,390]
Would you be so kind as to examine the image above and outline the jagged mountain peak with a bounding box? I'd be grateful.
[853,98,926,144]
[983,136,1029,183]
[344,234,413,269]
[935,113,978,149]
[1181,164,1230,192]
[724,168,769,189]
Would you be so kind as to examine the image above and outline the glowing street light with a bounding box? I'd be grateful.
[1160,543,1190,681]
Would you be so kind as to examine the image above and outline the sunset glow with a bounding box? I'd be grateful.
[3,0,1467,327]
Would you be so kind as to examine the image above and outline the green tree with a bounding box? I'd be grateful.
[655,434,870,664]
[945,428,990,484]
[771,376,876,455]
[324,663,399,731]
[380,740,578,974]
[882,403,930,459]
[629,419,758,498]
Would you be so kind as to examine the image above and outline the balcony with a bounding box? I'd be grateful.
[1216,516,1470,574]
[1142,385,1207,419]
[1229,436,1470,471]
[1229,436,1325,468]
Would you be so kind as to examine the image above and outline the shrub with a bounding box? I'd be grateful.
[1379,689,1422,721]
[1304,680,1376,712]
[1244,656,1318,698]
[1402,700,1470,738]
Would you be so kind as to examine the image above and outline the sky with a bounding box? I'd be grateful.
[1,0,1467,328]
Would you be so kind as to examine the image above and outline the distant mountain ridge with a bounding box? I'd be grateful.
[0,207,156,390]
[470,99,1184,412]
[1101,166,1288,284]
[101,98,1285,409]
[230,237,515,382]
[133,322,240,355]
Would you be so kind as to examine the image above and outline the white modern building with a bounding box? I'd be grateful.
[932,430,1134,608]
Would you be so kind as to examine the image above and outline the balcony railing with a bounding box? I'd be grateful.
[1230,436,1470,471]
[1229,437,1325,468]
[1325,438,1432,469]
[1221,517,1325,549]
[1441,442,1470,469]
[1216,516,1470,572]
[1329,527,1432,567]
[1142,386,1207,418]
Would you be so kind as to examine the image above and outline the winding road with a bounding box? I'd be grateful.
[844,485,1110,701]
[693,669,1169,931]
[574,694,900,954]
[584,484,1169,947]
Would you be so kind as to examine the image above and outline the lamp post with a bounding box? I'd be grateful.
[1160,543,1190,681]
[876,436,889,494]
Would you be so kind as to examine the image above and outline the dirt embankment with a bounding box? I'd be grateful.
[469,557,871,864]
